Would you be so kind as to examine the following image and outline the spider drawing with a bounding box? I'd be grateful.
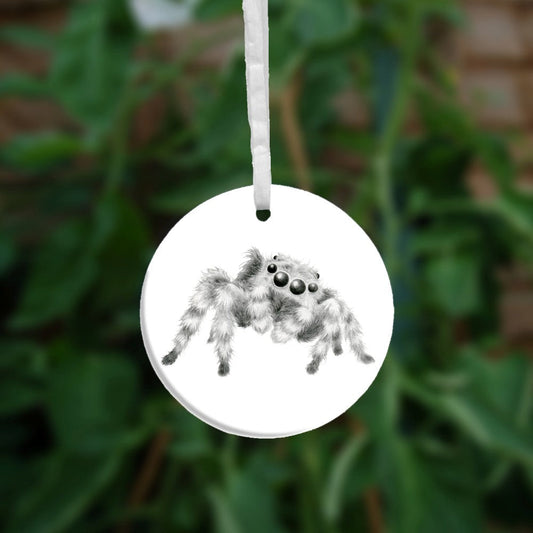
[162,248,374,376]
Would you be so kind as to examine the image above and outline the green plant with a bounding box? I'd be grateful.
[0,0,532,531]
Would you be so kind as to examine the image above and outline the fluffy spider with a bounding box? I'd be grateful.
[162,248,374,376]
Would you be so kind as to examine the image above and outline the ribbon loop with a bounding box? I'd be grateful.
[243,0,271,212]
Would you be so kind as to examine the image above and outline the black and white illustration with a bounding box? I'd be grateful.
[141,185,393,437]
[162,248,374,376]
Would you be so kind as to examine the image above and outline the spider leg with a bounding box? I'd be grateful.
[317,298,344,359]
[332,329,343,355]
[162,298,209,365]
[271,297,303,343]
[209,275,245,375]
[162,268,232,366]
[249,285,273,334]
[209,308,235,376]
[307,334,331,374]
[271,323,293,343]
[343,310,374,364]
[319,296,373,363]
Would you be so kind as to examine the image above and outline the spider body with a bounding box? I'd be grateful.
[162,248,374,375]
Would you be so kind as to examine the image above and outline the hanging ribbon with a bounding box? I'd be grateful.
[243,0,271,215]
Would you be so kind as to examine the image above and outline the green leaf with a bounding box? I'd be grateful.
[456,349,532,420]
[382,438,482,533]
[476,133,515,191]
[495,191,533,243]
[289,0,358,47]
[195,0,240,20]
[439,394,533,465]
[209,456,286,533]
[0,26,56,49]
[227,465,286,533]
[0,340,46,415]
[322,434,367,525]
[10,220,97,329]
[7,451,122,533]
[151,173,250,213]
[411,225,479,254]
[425,252,481,316]
[47,354,139,453]
[0,234,16,276]
[194,58,249,166]
[208,487,243,533]
[416,89,474,140]
[0,132,83,171]
[0,340,44,373]
[0,74,50,98]
[401,370,533,467]
[90,196,150,310]
[420,0,465,25]
[268,17,305,90]
[351,360,399,437]
[0,381,42,416]
[49,1,137,136]
[167,406,212,459]
[300,56,352,154]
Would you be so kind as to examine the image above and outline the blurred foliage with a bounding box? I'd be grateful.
[1,0,532,531]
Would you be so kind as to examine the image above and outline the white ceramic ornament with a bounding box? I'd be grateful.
[141,186,394,438]
[140,0,394,438]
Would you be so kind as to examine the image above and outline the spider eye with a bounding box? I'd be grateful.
[316,273,320,279]
[308,283,318,293]
[267,263,277,273]
[290,279,306,295]
[273,255,278,260]
[273,271,289,287]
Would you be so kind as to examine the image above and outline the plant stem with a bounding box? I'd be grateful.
[374,4,420,273]
[279,70,313,191]
[370,3,421,531]
[117,429,171,533]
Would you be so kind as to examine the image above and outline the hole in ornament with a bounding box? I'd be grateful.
[256,209,271,221]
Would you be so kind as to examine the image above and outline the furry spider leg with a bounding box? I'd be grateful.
[332,328,343,356]
[271,292,313,344]
[208,304,236,376]
[271,310,302,343]
[323,296,373,363]
[343,309,374,364]
[234,247,273,335]
[162,268,244,375]
[306,333,331,374]
[305,299,341,374]
[305,297,373,374]
[249,284,273,334]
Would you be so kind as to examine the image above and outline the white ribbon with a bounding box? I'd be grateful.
[243,0,271,213]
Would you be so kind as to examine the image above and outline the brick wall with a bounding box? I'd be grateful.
[0,4,69,146]
[457,1,533,350]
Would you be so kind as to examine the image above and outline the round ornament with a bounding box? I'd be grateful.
[140,185,394,438]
